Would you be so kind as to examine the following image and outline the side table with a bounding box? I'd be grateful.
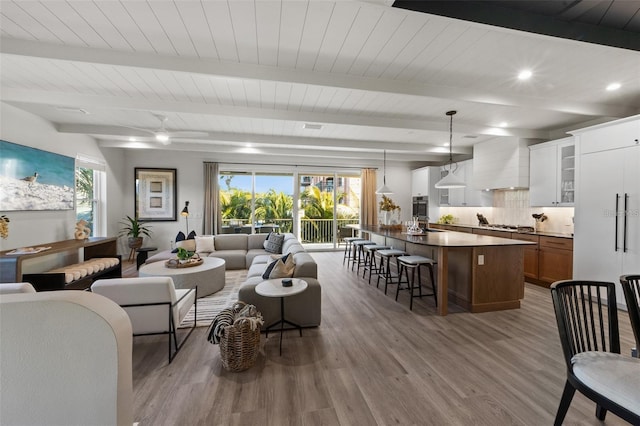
[135,247,157,270]
[255,278,308,355]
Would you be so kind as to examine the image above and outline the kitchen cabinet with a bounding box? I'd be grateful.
[515,234,540,281]
[411,167,430,197]
[572,116,640,307]
[538,236,573,283]
[529,137,574,206]
[439,160,492,207]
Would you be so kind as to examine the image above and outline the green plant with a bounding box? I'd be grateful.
[119,216,152,238]
[437,214,455,225]
[175,247,193,261]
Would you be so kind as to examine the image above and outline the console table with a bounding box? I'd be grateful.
[0,237,118,283]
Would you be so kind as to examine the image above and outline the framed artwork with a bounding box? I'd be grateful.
[135,168,177,221]
[0,140,75,211]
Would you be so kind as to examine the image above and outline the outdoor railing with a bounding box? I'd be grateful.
[220,218,359,243]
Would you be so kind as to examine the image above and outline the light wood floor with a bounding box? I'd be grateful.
[126,252,636,426]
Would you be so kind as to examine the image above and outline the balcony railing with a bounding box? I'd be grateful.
[220,218,359,243]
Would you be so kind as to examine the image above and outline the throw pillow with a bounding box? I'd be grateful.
[172,231,187,253]
[195,236,215,253]
[262,253,295,279]
[263,232,285,254]
[187,230,197,240]
[175,239,196,252]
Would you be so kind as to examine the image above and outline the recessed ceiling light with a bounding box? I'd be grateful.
[246,143,253,148]
[129,137,137,142]
[303,123,323,130]
[606,82,621,91]
[517,70,532,80]
[498,122,508,128]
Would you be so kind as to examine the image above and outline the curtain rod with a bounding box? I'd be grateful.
[204,161,377,170]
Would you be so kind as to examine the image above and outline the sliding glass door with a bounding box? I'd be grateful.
[217,168,359,249]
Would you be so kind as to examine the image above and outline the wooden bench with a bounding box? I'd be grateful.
[0,237,121,291]
[23,256,122,291]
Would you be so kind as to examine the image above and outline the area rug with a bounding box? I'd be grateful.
[179,269,247,328]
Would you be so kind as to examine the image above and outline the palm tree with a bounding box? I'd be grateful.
[219,188,252,223]
[255,190,294,232]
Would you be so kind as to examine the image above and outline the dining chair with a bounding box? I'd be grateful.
[550,280,640,425]
[620,274,640,357]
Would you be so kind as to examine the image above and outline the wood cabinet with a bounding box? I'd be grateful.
[529,137,574,206]
[538,236,573,284]
[572,116,640,306]
[512,233,539,280]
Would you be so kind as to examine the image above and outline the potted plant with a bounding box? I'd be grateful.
[175,247,194,263]
[119,215,152,250]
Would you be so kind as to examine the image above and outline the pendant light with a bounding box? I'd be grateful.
[435,110,466,189]
[376,149,392,194]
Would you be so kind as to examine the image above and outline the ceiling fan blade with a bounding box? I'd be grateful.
[167,131,209,138]
[119,125,155,135]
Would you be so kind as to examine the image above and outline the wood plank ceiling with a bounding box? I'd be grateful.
[0,0,638,168]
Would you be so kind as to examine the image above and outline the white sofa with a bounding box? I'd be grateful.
[0,291,133,426]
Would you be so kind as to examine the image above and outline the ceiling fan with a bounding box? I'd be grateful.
[124,114,208,145]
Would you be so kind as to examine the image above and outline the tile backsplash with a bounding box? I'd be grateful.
[438,189,574,235]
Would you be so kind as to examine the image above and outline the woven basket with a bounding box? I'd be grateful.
[219,316,261,372]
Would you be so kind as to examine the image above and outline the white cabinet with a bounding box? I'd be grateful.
[529,137,575,206]
[411,167,430,196]
[439,160,492,207]
[573,117,640,307]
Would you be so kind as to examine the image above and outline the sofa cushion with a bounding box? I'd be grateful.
[262,253,295,279]
[195,235,215,253]
[248,234,268,250]
[263,232,284,254]
[245,249,269,269]
[214,234,248,251]
[207,251,245,270]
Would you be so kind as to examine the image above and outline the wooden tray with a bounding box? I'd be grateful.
[165,258,203,269]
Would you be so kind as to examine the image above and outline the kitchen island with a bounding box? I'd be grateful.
[361,225,534,316]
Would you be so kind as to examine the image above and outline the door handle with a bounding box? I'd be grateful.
[615,193,620,252]
[624,193,629,253]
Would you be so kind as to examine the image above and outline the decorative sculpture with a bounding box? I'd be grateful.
[74,219,91,240]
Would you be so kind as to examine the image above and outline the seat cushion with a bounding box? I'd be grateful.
[572,351,640,415]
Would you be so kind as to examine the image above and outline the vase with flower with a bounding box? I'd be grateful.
[379,195,401,229]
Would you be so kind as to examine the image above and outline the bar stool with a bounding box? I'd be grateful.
[396,255,437,311]
[343,237,365,266]
[376,249,407,294]
[362,244,390,283]
[351,240,375,272]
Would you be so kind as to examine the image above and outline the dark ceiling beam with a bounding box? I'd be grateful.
[392,1,640,52]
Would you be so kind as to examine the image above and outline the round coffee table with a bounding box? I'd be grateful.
[138,257,225,297]
[255,278,308,355]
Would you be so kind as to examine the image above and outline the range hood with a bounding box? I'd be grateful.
[472,137,535,190]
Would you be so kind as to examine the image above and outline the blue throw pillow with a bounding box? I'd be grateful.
[172,231,187,253]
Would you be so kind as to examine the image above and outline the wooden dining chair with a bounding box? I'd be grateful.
[620,274,640,357]
[550,280,640,425]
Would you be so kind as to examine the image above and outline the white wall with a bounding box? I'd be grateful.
[0,104,125,251]
[377,164,412,224]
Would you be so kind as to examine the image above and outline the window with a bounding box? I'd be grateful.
[76,157,106,237]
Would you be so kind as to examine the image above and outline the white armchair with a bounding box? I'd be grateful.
[0,282,36,294]
[91,277,197,363]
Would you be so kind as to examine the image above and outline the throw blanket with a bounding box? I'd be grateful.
[207,302,263,344]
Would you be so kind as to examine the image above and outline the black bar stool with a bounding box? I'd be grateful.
[351,240,375,272]
[342,237,365,266]
[396,255,438,310]
[376,249,407,294]
[362,244,390,283]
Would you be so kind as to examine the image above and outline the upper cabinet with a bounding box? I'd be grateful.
[411,167,430,197]
[529,138,575,207]
[439,160,492,207]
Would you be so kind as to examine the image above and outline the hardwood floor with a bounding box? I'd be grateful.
[126,252,635,425]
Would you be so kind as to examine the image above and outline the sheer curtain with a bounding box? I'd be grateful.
[203,162,219,235]
[361,168,378,226]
